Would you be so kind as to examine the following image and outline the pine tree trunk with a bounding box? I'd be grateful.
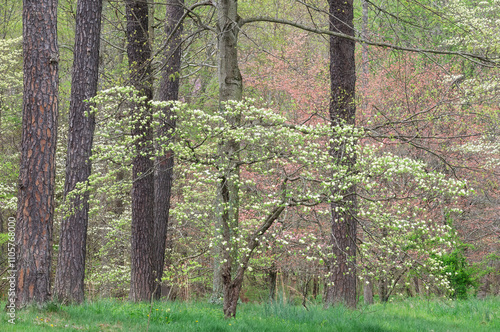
[152,0,183,300]
[54,0,103,304]
[15,0,58,308]
[126,0,155,302]
[326,0,357,309]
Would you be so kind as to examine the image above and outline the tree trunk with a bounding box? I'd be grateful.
[211,0,242,304]
[222,259,244,318]
[210,238,224,303]
[361,1,373,307]
[301,276,310,308]
[379,277,388,302]
[152,0,183,300]
[126,0,155,302]
[268,264,277,302]
[413,276,420,295]
[326,0,357,309]
[217,0,242,103]
[222,204,286,317]
[361,0,369,86]
[15,0,58,308]
[54,0,103,304]
[312,276,319,300]
[379,227,389,302]
[363,277,374,304]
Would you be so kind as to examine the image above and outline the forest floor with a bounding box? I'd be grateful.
[1,296,498,331]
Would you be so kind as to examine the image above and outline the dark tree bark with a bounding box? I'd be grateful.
[15,0,58,307]
[268,263,277,302]
[54,0,103,304]
[379,227,389,302]
[312,276,319,300]
[126,0,155,302]
[326,0,357,309]
[152,0,183,300]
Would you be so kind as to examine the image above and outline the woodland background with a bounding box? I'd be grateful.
[0,0,499,319]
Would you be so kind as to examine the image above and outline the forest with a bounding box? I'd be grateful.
[0,0,499,328]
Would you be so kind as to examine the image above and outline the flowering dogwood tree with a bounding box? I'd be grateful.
[77,86,470,314]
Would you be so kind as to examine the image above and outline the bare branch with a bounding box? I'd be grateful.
[240,16,499,66]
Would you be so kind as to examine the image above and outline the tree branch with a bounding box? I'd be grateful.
[240,16,499,66]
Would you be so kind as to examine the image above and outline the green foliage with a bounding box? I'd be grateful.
[0,37,22,214]
[85,211,132,298]
[0,232,8,246]
[1,298,499,331]
[0,154,19,211]
[366,0,451,50]
[0,37,22,92]
[2,0,496,312]
[431,246,479,299]
[80,88,473,301]
[443,0,500,55]
[357,144,470,299]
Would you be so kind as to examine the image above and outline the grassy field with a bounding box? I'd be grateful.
[1,297,498,331]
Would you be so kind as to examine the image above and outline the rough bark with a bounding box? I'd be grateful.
[54,0,102,304]
[211,0,242,304]
[152,0,183,300]
[126,0,155,302]
[326,0,357,309]
[15,0,58,307]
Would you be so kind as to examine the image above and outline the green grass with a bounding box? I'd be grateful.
[1,297,499,331]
